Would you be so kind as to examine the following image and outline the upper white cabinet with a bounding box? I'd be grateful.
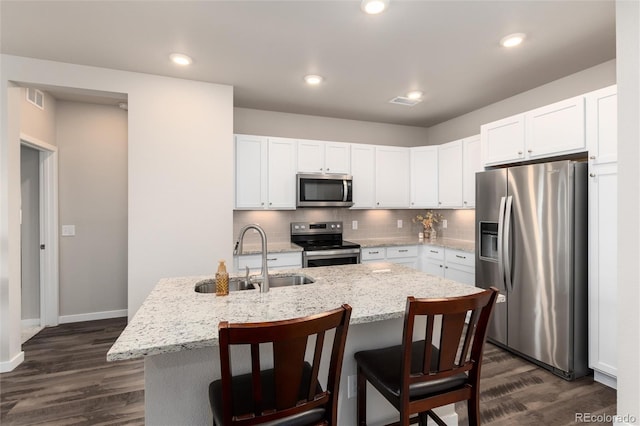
[351,144,376,209]
[234,135,296,210]
[462,135,482,208]
[375,146,410,208]
[481,96,586,167]
[437,140,463,208]
[297,140,351,174]
[586,85,617,165]
[410,146,438,208]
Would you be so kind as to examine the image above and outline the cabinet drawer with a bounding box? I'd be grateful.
[361,247,386,261]
[423,245,445,260]
[237,252,302,270]
[386,245,418,259]
[445,249,474,267]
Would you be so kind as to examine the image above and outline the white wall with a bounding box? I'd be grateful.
[0,55,234,370]
[234,107,429,147]
[20,146,40,322]
[56,101,128,319]
[20,88,57,145]
[426,60,616,145]
[616,0,640,423]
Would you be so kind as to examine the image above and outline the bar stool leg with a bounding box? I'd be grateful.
[357,366,367,426]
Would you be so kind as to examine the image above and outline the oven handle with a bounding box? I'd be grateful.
[304,248,361,258]
[343,179,348,202]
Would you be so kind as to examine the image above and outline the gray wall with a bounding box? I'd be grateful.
[426,60,617,145]
[20,88,57,145]
[56,101,128,317]
[20,146,40,322]
[234,107,430,147]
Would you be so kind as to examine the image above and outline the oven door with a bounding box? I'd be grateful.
[303,248,360,268]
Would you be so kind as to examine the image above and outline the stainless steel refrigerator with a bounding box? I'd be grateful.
[475,160,589,380]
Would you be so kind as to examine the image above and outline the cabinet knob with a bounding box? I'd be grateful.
[269,202,273,205]
[445,266,449,269]
[463,201,467,204]
[411,202,414,205]
[590,156,596,160]
[326,168,330,171]
[590,173,596,178]
[527,149,533,153]
[320,168,323,171]
[518,151,523,155]
[438,201,442,205]
[439,265,443,268]
[377,202,380,206]
[261,202,265,206]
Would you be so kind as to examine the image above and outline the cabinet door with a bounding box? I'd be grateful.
[438,140,463,208]
[526,96,585,159]
[444,266,475,286]
[586,85,617,165]
[462,135,481,208]
[481,114,525,166]
[235,135,267,209]
[375,146,410,208]
[351,144,376,208]
[297,139,325,173]
[423,259,444,277]
[409,146,438,208]
[267,138,297,209]
[325,142,351,174]
[588,163,617,378]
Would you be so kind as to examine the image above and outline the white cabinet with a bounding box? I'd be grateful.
[421,245,445,277]
[361,245,418,269]
[361,247,386,262]
[375,146,410,208]
[588,163,617,388]
[410,146,438,208]
[586,85,617,165]
[235,251,302,273]
[462,135,482,208]
[481,96,586,167]
[235,135,296,210]
[297,140,351,174]
[420,245,475,285]
[438,140,463,208]
[350,144,376,209]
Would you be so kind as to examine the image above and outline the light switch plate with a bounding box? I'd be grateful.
[62,225,76,236]
[347,375,357,399]
[352,220,358,230]
[442,219,448,229]
[397,219,403,228]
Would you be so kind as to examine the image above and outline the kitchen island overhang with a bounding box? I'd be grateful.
[108,263,483,425]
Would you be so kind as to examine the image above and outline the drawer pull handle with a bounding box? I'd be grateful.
[399,249,408,253]
[267,258,278,261]
[429,250,439,254]
[369,251,379,254]
[455,255,466,259]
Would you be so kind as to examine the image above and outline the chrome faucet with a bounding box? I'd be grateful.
[234,224,270,293]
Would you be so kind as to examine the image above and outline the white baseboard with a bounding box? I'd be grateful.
[0,351,25,373]
[59,309,127,324]
[21,318,41,328]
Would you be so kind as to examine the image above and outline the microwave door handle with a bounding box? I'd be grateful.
[503,195,514,293]
[343,179,348,202]
[497,196,506,291]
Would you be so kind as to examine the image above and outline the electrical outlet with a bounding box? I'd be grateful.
[442,219,448,229]
[397,219,403,228]
[352,220,358,230]
[347,375,357,399]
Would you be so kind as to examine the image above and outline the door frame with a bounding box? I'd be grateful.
[20,133,59,327]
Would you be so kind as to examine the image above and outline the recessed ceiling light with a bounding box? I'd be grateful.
[304,75,324,85]
[361,0,389,15]
[500,33,526,48]
[406,91,423,100]
[169,53,193,66]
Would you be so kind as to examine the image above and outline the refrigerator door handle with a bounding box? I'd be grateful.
[497,196,506,290]
[503,195,514,292]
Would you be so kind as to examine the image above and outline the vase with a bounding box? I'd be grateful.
[429,228,437,241]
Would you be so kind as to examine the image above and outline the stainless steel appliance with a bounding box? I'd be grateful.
[297,174,354,208]
[475,160,588,380]
[291,221,360,267]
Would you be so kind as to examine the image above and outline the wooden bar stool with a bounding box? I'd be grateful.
[209,304,352,425]
[354,288,499,426]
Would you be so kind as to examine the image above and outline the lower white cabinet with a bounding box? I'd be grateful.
[420,245,475,286]
[588,163,618,388]
[361,246,418,269]
[235,252,302,273]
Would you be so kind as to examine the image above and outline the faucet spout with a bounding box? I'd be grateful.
[234,224,269,293]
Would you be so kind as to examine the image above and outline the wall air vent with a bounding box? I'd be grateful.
[26,88,44,110]
[388,96,422,107]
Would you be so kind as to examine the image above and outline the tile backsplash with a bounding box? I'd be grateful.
[233,209,475,245]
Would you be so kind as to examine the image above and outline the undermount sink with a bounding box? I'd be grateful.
[194,274,315,293]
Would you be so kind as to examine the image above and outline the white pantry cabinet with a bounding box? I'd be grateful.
[481,96,586,167]
[375,146,410,208]
[297,140,351,174]
[234,135,297,210]
[462,135,482,208]
[350,144,376,209]
[438,140,463,208]
[410,146,438,208]
[586,85,617,165]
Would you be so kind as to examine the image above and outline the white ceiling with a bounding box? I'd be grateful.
[0,1,615,128]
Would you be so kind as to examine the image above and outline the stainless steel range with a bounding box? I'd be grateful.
[291,221,361,267]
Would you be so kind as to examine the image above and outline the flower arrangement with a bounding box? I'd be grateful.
[413,210,443,232]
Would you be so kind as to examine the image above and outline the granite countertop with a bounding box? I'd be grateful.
[107,263,482,361]
[236,241,303,255]
[354,237,475,253]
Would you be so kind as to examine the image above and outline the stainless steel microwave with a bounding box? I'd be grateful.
[296,173,354,208]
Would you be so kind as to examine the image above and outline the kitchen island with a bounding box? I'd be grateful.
[108,262,482,425]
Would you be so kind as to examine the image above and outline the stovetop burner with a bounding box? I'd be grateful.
[290,221,361,252]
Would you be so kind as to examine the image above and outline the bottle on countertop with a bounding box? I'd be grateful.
[215,260,229,296]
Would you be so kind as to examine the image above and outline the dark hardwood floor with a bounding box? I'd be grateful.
[1,320,616,425]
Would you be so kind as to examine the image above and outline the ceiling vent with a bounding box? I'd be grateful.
[26,88,44,110]
[388,96,422,107]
